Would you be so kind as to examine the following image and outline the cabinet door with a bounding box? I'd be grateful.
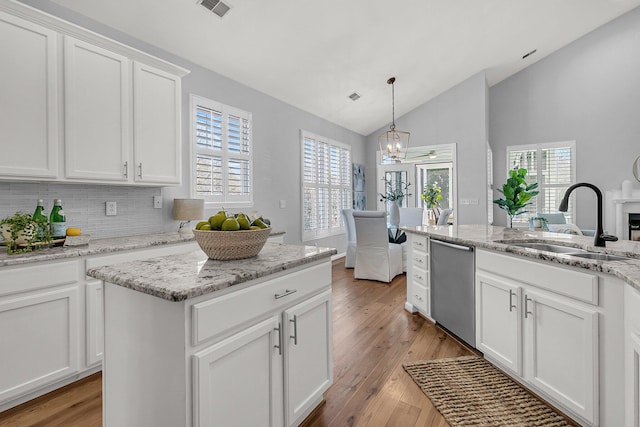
[64,36,130,181]
[475,272,521,375]
[284,290,333,427]
[133,61,181,185]
[0,12,58,178]
[0,287,79,403]
[523,290,598,425]
[85,279,103,367]
[627,332,640,427]
[193,316,284,427]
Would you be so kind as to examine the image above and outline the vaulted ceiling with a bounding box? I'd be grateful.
[50,0,640,135]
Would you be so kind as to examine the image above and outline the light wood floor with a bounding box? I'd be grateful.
[0,258,471,426]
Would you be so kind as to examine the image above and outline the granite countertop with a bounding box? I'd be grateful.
[402,224,640,291]
[86,243,336,302]
[0,229,285,267]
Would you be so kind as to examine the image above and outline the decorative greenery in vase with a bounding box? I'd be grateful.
[379,178,411,203]
[493,168,539,227]
[0,212,52,254]
[420,184,443,209]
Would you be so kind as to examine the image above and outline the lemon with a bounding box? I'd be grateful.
[66,227,82,236]
[221,218,240,231]
[209,213,227,230]
[195,221,209,230]
[199,224,212,230]
[249,225,261,230]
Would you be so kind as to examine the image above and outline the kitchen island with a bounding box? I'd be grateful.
[87,242,335,427]
[402,224,640,427]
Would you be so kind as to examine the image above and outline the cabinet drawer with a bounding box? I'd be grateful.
[412,266,428,287]
[411,251,428,270]
[477,250,598,305]
[191,262,331,346]
[411,234,429,252]
[0,260,79,297]
[411,283,428,312]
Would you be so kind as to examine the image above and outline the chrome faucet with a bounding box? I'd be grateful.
[558,182,618,247]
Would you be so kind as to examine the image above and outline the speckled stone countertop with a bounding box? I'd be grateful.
[402,224,640,291]
[86,243,336,301]
[0,230,285,267]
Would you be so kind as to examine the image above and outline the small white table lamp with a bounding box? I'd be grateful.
[173,199,205,234]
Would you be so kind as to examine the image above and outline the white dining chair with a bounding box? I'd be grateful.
[398,207,424,226]
[341,208,356,268]
[437,209,453,225]
[352,211,403,283]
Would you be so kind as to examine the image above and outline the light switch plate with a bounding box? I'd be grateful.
[279,199,286,209]
[153,195,162,209]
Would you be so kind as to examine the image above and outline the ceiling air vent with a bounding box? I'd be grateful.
[199,0,231,18]
[348,92,361,101]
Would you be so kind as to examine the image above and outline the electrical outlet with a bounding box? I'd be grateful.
[106,201,117,216]
[153,195,162,209]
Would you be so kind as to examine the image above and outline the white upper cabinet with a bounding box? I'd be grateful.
[0,2,189,186]
[64,36,130,182]
[0,11,58,178]
[133,62,181,185]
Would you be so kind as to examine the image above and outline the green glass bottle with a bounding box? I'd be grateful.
[33,199,48,222]
[50,199,66,239]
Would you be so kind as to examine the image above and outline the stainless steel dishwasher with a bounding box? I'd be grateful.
[430,239,475,348]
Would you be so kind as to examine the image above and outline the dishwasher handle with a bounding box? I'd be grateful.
[431,239,474,252]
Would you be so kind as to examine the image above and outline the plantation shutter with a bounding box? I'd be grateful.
[192,95,252,205]
[506,142,575,226]
[301,130,352,240]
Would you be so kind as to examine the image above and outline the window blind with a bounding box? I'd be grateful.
[191,95,252,206]
[302,130,352,240]
[507,141,575,226]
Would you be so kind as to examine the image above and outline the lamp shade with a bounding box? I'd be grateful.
[173,199,205,221]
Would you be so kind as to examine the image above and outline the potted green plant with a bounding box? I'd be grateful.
[0,212,51,254]
[420,184,443,225]
[379,178,411,226]
[529,216,549,230]
[493,168,539,228]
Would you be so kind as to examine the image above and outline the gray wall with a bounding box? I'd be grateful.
[365,72,490,225]
[8,0,366,251]
[490,6,640,229]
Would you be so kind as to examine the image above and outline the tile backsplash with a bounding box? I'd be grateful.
[0,182,175,239]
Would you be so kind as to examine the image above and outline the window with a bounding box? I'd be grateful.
[487,142,493,225]
[507,141,576,226]
[191,94,252,206]
[301,130,352,241]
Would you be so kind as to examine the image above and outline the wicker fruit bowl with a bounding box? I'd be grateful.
[192,227,271,260]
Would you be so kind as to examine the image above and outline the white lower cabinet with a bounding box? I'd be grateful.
[0,261,80,405]
[194,316,284,427]
[405,233,430,317]
[476,250,601,426]
[102,261,333,427]
[192,289,332,427]
[85,279,103,367]
[626,285,640,427]
[284,291,333,426]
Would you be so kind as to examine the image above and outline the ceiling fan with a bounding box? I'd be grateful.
[405,150,438,160]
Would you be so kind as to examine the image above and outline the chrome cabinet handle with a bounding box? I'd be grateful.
[123,161,128,178]
[524,295,533,318]
[414,257,424,264]
[289,315,298,345]
[138,162,143,178]
[274,289,297,299]
[274,323,282,355]
[509,289,517,312]
[414,294,423,302]
[415,274,423,281]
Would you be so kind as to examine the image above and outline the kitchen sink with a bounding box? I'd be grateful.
[564,252,629,261]
[504,241,630,261]
[507,242,587,254]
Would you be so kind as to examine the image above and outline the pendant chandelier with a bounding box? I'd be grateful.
[378,77,410,163]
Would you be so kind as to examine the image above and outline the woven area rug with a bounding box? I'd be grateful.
[403,356,570,427]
